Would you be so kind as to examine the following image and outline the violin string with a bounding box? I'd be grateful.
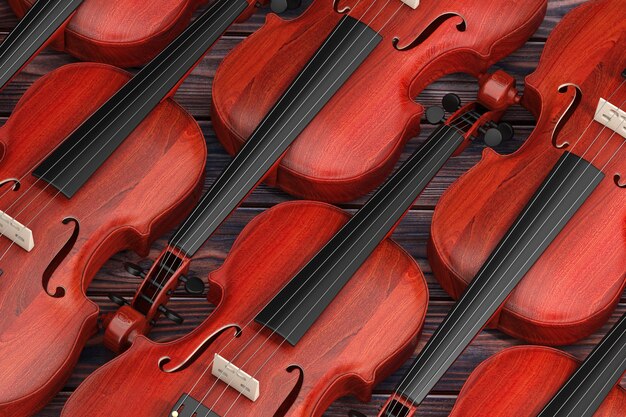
[0,0,243,263]
[185,114,468,417]
[214,119,468,417]
[547,318,626,417]
[388,80,626,407]
[575,355,626,417]
[0,0,72,82]
[394,88,626,412]
[0,0,237,218]
[173,1,414,411]
[146,0,383,305]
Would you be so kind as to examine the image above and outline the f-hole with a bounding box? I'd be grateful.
[393,13,467,51]
[552,83,582,149]
[333,0,351,14]
[614,174,626,188]
[275,365,304,417]
[0,178,21,192]
[42,217,79,298]
[159,325,242,373]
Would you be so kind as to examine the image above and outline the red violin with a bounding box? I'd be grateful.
[61,201,429,417]
[428,0,626,346]
[211,0,547,202]
[449,312,626,417]
[7,0,260,66]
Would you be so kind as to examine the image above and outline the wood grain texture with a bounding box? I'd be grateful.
[429,0,626,345]
[448,346,626,416]
[211,0,547,202]
[0,63,206,417]
[61,201,428,417]
[0,1,618,417]
[5,0,259,67]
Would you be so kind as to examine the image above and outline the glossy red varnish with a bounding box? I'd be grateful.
[60,201,428,417]
[449,346,626,417]
[211,0,547,202]
[0,63,207,417]
[428,0,626,345]
[7,0,259,67]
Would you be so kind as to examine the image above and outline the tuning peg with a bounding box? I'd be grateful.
[425,93,462,124]
[124,262,146,278]
[425,106,446,124]
[348,411,367,417]
[108,293,130,307]
[180,275,205,295]
[270,0,301,13]
[158,305,184,325]
[483,122,514,148]
[442,93,462,113]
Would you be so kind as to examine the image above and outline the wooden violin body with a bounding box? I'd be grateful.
[61,201,428,417]
[211,0,547,202]
[429,0,626,345]
[449,346,626,417]
[0,63,206,416]
[7,0,258,67]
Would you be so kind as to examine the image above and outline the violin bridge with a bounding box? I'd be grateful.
[595,98,626,140]
[401,0,419,9]
[212,354,260,401]
[0,210,34,252]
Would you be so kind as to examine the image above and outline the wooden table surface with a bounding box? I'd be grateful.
[0,0,622,416]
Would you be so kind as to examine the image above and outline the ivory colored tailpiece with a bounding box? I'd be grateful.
[595,98,626,140]
[0,210,34,252]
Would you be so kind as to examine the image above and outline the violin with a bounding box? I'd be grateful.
[211,0,548,202]
[369,1,626,416]
[98,0,546,355]
[449,312,626,417]
[59,46,522,416]
[0,1,267,414]
[429,0,626,345]
[6,0,261,67]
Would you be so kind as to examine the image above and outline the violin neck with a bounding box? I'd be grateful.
[392,151,604,407]
[32,0,249,198]
[0,0,83,90]
[255,124,465,345]
[169,15,381,258]
[537,312,626,417]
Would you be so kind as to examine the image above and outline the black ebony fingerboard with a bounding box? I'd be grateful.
[255,125,464,345]
[170,16,381,257]
[537,312,626,417]
[395,152,604,406]
[0,0,83,90]
[33,0,248,197]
